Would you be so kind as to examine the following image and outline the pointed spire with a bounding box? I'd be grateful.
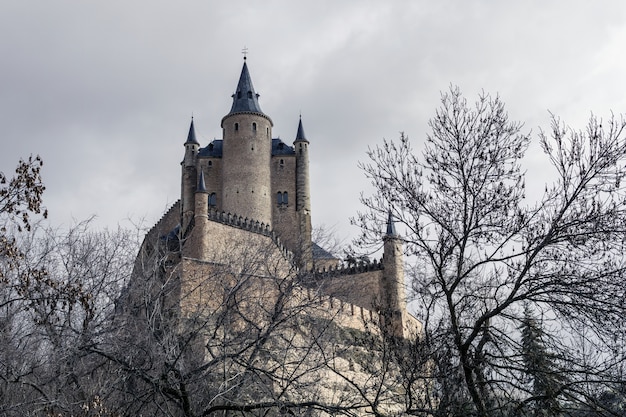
[295,115,308,142]
[228,59,264,115]
[386,211,397,237]
[197,169,207,193]
[185,117,199,145]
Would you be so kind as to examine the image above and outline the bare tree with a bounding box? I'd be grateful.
[0,219,138,416]
[70,222,383,416]
[354,86,626,416]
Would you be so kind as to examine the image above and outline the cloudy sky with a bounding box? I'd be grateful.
[2,1,626,244]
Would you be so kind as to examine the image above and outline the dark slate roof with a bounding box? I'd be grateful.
[198,140,223,157]
[197,170,207,192]
[312,242,337,260]
[185,118,199,145]
[295,117,308,142]
[272,138,295,155]
[386,211,397,237]
[199,139,293,158]
[227,60,265,115]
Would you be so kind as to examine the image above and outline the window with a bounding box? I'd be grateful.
[208,160,212,166]
[252,122,257,131]
[247,91,253,98]
[209,193,217,207]
[234,123,239,131]
[279,159,284,167]
[277,191,288,206]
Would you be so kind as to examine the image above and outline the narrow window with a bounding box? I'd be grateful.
[209,193,217,207]
[235,123,239,131]
[277,192,283,205]
[283,191,288,205]
[208,160,213,166]
[252,122,257,131]
[279,159,284,167]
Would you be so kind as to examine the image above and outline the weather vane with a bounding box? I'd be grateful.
[242,46,249,60]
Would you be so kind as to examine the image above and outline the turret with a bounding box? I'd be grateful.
[181,118,199,236]
[187,170,209,259]
[294,117,312,269]
[221,58,273,226]
[381,211,406,338]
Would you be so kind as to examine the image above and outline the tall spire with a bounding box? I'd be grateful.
[295,115,308,142]
[386,211,397,237]
[228,59,264,115]
[185,117,199,145]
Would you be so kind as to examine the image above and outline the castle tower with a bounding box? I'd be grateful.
[294,117,313,269]
[381,212,406,338]
[181,118,199,235]
[188,170,209,259]
[221,58,274,226]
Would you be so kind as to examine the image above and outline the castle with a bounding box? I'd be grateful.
[128,57,422,415]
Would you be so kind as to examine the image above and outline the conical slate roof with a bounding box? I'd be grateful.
[228,60,264,115]
[197,170,207,192]
[185,118,199,145]
[295,116,308,142]
[386,211,397,237]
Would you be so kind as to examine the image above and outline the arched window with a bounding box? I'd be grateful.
[209,193,217,207]
[208,160,213,166]
[252,122,257,131]
[282,191,288,205]
[277,192,283,206]
[234,123,239,131]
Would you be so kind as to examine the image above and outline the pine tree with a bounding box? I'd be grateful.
[520,306,564,417]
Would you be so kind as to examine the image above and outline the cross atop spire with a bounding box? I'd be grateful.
[242,46,248,60]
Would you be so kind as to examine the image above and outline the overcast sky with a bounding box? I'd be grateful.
[2,1,626,245]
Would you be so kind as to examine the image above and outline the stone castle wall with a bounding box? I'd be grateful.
[198,157,224,212]
[270,154,298,251]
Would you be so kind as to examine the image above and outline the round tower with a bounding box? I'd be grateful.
[381,211,406,338]
[181,118,199,234]
[294,116,312,269]
[221,58,273,226]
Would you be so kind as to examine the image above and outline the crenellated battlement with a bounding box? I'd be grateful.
[205,210,295,263]
[313,258,384,276]
[145,200,181,243]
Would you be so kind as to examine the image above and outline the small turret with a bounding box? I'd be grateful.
[381,211,406,338]
[181,118,199,236]
[294,116,312,269]
[186,170,209,259]
[184,117,200,167]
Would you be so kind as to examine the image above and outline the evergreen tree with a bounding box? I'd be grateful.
[520,306,564,417]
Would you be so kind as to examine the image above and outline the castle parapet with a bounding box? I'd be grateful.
[206,210,294,262]
[314,258,384,277]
